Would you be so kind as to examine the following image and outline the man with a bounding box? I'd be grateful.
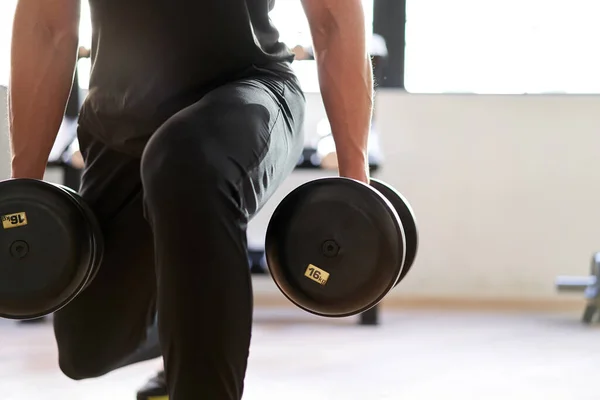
[8,1,373,399]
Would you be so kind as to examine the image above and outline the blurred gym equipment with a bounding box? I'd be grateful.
[555,252,600,323]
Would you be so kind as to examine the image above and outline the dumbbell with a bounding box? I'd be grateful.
[265,177,418,317]
[1,176,418,321]
[0,179,103,320]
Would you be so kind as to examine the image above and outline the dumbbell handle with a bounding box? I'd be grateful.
[555,276,597,292]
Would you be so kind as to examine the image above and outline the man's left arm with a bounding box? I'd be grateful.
[301,0,373,184]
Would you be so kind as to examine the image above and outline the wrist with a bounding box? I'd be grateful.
[337,158,369,184]
[11,158,46,180]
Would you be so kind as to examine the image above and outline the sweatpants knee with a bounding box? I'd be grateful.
[141,117,246,217]
[56,327,151,381]
[58,351,113,381]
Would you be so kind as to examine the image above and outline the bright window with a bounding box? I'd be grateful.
[1,1,374,91]
[271,0,374,47]
[404,0,600,94]
[0,1,92,87]
[79,0,374,92]
[271,0,374,92]
[77,0,93,89]
[0,1,17,87]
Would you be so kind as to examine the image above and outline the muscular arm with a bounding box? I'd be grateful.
[9,0,81,179]
[301,0,373,183]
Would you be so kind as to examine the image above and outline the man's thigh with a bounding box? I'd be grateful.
[147,73,306,220]
[53,129,158,373]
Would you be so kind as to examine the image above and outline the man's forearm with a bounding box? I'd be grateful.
[9,4,79,179]
[312,7,373,179]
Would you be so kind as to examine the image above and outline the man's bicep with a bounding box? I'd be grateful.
[14,0,80,36]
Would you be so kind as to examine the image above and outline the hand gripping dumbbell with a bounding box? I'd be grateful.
[0,179,103,320]
[265,177,419,317]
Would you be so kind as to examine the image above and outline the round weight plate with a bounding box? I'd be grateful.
[266,177,406,318]
[370,179,419,285]
[0,179,95,320]
[58,185,104,289]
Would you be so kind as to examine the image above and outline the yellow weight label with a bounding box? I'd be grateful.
[1,212,28,229]
[304,264,330,286]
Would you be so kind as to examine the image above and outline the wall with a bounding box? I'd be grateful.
[373,91,600,299]
[3,83,600,300]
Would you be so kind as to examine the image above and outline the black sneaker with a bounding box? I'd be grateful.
[137,370,168,400]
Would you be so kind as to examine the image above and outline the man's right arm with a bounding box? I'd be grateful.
[9,0,81,179]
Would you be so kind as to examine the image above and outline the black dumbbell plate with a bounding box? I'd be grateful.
[370,179,418,285]
[266,178,406,317]
[0,179,94,319]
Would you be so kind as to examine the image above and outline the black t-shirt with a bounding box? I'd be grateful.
[79,0,296,150]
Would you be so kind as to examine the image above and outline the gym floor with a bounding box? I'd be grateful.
[1,303,598,400]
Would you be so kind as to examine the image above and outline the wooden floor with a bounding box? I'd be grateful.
[1,306,600,400]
